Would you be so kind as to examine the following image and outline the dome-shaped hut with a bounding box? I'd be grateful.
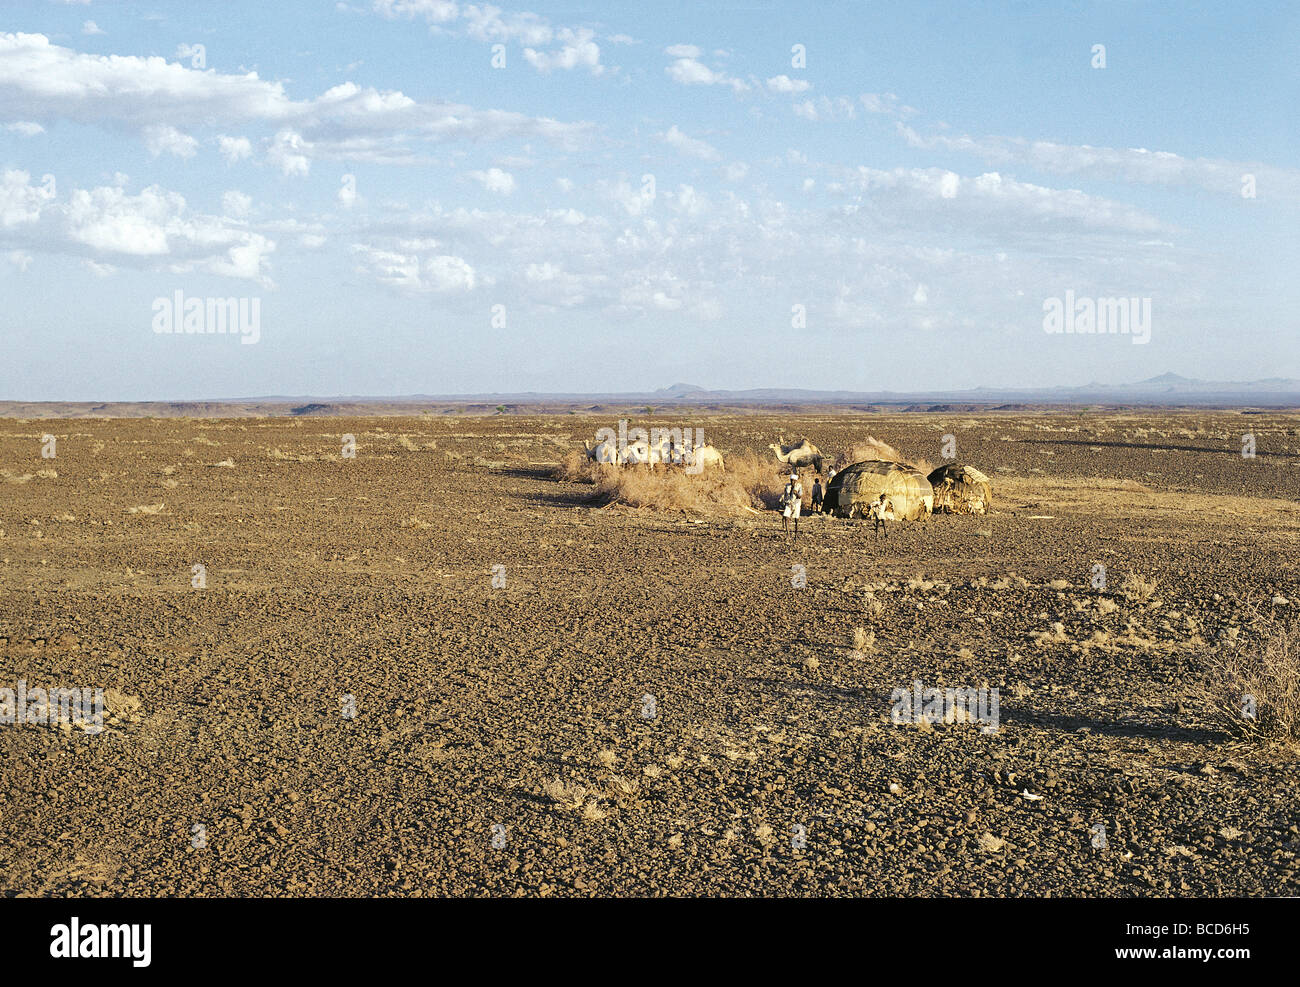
[825,461,933,520]
[927,463,993,514]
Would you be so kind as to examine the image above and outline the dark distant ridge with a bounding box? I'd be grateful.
[2,373,1297,417]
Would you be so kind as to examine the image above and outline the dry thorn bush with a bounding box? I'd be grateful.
[606,775,640,803]
[542,777,587,811]
[1120,571,1159,603]
[835,436,932,474]
[852,627,875,654]
[1203,614,1299,746]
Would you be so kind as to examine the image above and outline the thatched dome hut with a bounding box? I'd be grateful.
[927,463,993,514]
[825,461,933,520]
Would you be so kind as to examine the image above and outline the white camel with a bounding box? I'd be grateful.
[583,437,619,464]
[650,432,674,466]
[685,444,725,471]
[620,439,651,465]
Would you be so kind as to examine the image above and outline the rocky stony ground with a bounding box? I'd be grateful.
[1,412,1297,896]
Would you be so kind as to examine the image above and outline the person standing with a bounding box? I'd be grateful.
[781,471,803,541]
[811,476,824,515]
[868,492,890,538]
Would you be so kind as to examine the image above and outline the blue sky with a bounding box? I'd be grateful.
[1,0,1296,400]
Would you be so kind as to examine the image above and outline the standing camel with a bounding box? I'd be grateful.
[769,438,826,476]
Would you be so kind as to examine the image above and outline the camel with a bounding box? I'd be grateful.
[769,438,825,475]
[647,432,672,468]
[583,438,619,465]
[620,439,651,466]
[686,444,725,471]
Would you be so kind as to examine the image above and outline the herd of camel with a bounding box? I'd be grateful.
[582,433,727,469]
[582,435,824,474]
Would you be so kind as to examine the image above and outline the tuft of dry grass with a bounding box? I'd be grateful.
[542,777,587,811]
[1120,572,1159,603]
[556,449,596,482]
[976,832,1007,854]
[852,627,875,654]
[1203,614,1299,745]
[606,775,640,802]
[1032,622,1071,646]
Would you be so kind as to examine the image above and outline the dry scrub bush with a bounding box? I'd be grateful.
[606,775,640,802]
[542,777,587,811]
[835,435,932,474]
[852,627,876,654]
[557,450,783,514]
[1203,614,1299,745]
[1120,572,1159,603]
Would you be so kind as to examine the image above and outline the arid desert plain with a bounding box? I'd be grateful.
[2,410,1298,897]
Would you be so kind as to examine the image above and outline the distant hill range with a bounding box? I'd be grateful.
[2,373,1297,417]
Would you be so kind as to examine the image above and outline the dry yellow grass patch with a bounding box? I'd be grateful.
[1120,572,1159,603]
[1032,622,1071,646]
[976,833,1007,853]
[606,776,640,802]
[999,475,1299,528]
[1204,615,1299,745]
[542,777,587,811]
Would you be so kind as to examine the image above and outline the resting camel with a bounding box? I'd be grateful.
[769,438,825,475]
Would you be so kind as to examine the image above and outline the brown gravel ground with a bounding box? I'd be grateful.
[1,411,1298,897]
